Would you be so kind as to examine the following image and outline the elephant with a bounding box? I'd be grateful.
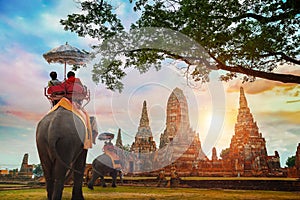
[36,106,96,200]
[87,153,122,190]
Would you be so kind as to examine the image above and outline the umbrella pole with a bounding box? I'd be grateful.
[64,62,66,80]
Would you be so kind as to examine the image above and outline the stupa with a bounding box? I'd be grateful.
[19,153,34,178]
[115,128,123,148]
[155,88,206,175]
[228,87,269,176]
[131,101,157,154]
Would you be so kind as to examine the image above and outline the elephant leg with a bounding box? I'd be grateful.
[37,145,54,200]
[111,171,117,188]
[87,170,100,190]
[52,161,68,200]
[46,178,54,200]
[71,150,87,200]
[119,171,123,185]
[100,175,107,187]
[43,162,54,200]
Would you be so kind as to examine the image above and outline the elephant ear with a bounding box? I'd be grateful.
[98,132,114,141]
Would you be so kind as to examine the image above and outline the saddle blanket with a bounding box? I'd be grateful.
[105,150,122,170]
[48,97,92,149]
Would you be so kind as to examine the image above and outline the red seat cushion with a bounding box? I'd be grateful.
[47,84,65,95]
[64,81,85,94]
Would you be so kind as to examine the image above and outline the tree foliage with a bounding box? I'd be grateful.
[61,0,300,91]
[285,155,296,168]
[33,163,43,178]
[121,144,132,152]
[220,148,230,159]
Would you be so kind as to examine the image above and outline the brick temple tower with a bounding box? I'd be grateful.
[130,101,157,172]
[212,147,218,162]
[19,153,34,177]
[295,143,300,178]
[229,87,269,176]
[159,87,191,148]
[131,101,157,154]
[156,88,206,175]
[115,128,123,148]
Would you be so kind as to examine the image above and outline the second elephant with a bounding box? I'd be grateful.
[87,153,122,189]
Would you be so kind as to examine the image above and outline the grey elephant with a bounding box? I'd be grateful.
[87,152,122,189]
[36,106,97,200]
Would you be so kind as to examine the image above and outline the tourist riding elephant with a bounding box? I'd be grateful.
[87,153,122,190]
[36,106,96,200]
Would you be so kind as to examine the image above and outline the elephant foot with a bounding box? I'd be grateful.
[112,184,117,188]
[87,183,94,190]
[102,184,107,188]
[71,195,84,200]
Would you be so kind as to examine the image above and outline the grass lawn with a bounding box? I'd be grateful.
[0,184,27,188]
[0,186,299,200]
[179,177,299,181]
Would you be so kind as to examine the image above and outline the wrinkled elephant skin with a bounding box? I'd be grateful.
[36,107,87,200]
[87,154,121,189]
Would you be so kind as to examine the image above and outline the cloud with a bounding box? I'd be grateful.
[227,79,299,95]
[0,126,39,168]
[84,64,209,148]
[253,109,300,166]
[5,110,43,122]
[0,44,52,129]
[259,121,300,166]
[258,110,300,124]
[115,2,127,16]
[0,0,298,169]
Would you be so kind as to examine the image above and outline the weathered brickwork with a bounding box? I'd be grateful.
[120,87,285,177]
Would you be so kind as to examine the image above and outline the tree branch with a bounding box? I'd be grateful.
[214,1,300,23]
[232,10,299,23]
[259,52,300,65]
[127,48,300,84]
[272,52,300,65]
[128,48,194,65]
[217,63,300,84]
[209,52,300,84]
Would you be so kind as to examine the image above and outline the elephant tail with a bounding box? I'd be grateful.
[49,137,83,175]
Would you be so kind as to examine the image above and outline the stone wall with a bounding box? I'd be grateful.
[102,178,300,191]
[180,179,300,191]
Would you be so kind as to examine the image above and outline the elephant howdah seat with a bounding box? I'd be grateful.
[103,143,122,170]
[45,80,90,107]
[105,151,122,170]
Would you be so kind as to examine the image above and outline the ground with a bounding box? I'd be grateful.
[0,185,299,200]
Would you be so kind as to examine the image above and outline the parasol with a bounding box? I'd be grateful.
[43,42,88,79]
[98,132,115,141]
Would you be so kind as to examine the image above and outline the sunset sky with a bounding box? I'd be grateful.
[0,0,299,170]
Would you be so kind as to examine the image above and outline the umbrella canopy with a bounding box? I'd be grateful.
[98,132,115,141]
[43,42,88,79]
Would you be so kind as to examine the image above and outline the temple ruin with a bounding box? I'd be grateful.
[120,87,285,177]
[18,153,34,178]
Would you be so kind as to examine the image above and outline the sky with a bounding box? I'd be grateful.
[0,0,299,170]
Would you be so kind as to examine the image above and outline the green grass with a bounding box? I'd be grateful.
[0,186,299,200]
[179,177,299,181]
[112,176,299,182]
[0,184,27,188]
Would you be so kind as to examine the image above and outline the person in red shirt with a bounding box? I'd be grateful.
[65,71,86,105]
[66,71,83,85]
